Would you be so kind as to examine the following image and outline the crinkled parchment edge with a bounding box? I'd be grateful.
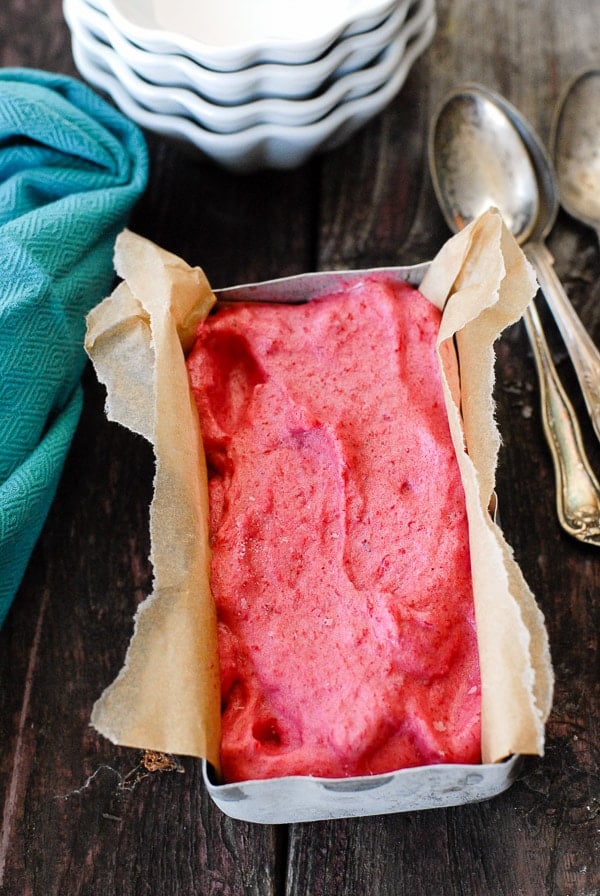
[84,209,553,770]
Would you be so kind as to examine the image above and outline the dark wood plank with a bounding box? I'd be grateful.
[317,66,440,271]
[286,780,560,896]
[129,133,319,286]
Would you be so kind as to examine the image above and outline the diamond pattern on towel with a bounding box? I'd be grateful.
[0,68,148,626]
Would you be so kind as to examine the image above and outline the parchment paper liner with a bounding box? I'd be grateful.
[85,208,554,775]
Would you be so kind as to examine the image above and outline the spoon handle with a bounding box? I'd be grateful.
[525,240,600,443]
[522,301,600,545]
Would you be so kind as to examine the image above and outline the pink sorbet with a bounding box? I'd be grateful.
[186,276,481,782]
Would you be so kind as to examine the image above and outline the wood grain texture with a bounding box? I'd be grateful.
[1,0,599,894]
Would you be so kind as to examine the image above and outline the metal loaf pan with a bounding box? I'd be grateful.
[203,755,521,824]
[204,260,520,824]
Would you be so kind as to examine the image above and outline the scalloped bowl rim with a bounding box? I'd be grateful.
[66,0,412,102]
[84,0,403,69]
[67,0,433,132]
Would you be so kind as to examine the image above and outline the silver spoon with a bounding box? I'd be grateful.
[552,68,600,244]
[552,69,600,424]
[548,70,600,444]
[429,83,600,545]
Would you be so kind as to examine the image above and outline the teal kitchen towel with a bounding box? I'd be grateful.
[0,68,148,627]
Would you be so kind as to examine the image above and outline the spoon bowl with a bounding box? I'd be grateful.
[552,68,600,240]
[429,85,555,244]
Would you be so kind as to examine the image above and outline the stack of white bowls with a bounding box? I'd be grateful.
[63,0,436,172]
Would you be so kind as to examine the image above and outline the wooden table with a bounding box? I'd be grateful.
[1,2,599,893]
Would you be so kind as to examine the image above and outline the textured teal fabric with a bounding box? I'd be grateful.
[0,69,148,627]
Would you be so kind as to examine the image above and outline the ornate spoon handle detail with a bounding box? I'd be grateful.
[523,300,600,545]
[526,240,600,443]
